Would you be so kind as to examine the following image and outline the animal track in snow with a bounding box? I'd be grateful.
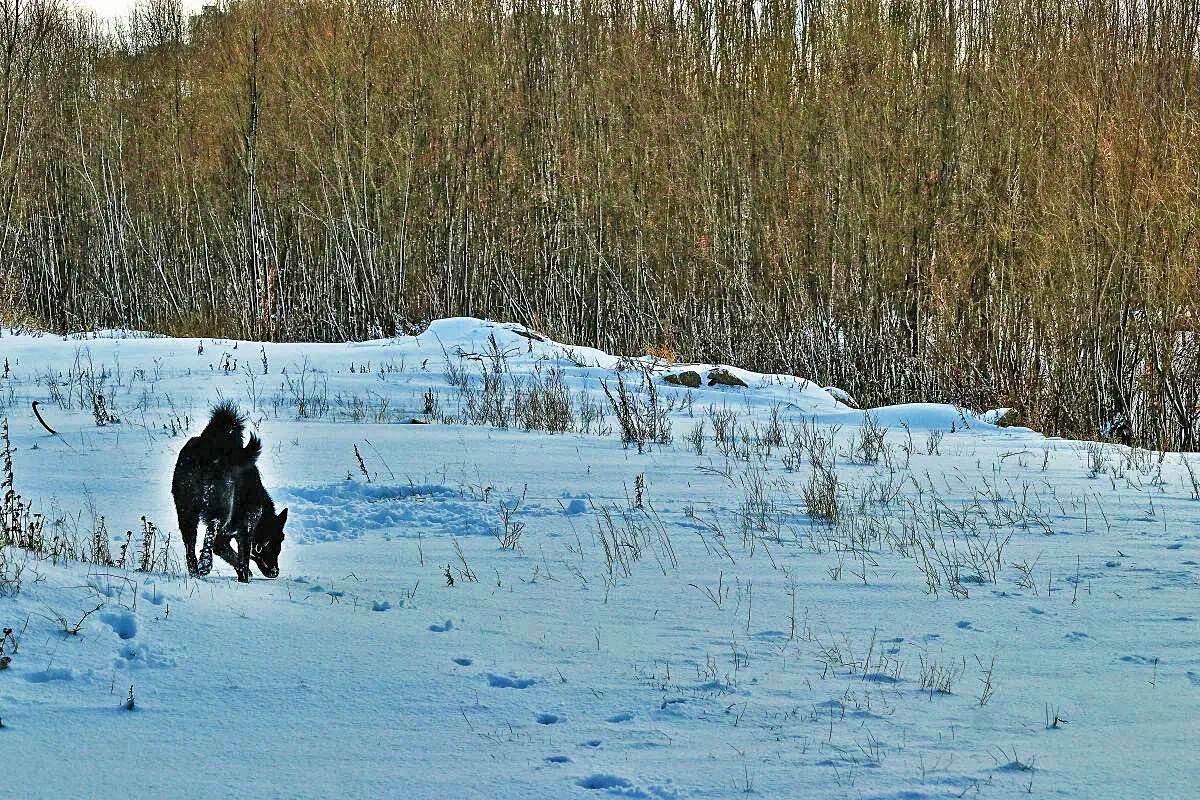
[140,589,166,606]
[1120,655,1159,665]
[115,643,174,670]
[862,672,901,684]
[25,667,74,683]
[574,775,678,799]
[87,580,120,598]
[100,610,138,640]
[487,673,535,689]
[429,619,454,632]
[606,712,634,723]
[536,712,564,725]
[452,657,473,666]
[577,774,632,791]
[750,629,787,640]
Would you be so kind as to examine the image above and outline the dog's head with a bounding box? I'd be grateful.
[251,508,287,578]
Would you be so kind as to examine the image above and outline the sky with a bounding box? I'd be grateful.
[70,0,206,20]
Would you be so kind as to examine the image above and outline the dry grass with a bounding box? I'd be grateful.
[1,0,1198,447]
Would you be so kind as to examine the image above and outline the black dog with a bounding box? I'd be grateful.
[171,401,287,582]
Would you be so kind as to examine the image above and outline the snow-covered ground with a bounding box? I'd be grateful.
[0,319,1196,798]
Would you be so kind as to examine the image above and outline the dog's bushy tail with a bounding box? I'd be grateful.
[242,433,262,465]
[201,401,260,465]
[202,400,245,441]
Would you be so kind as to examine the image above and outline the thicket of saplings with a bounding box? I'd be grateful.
[0,0,1198,449]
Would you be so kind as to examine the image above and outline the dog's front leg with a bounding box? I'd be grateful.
[213,535,240,573]
[196,522,218,576]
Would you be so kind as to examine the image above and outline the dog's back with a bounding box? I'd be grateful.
[172,401,262,528]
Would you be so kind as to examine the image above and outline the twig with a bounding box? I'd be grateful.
[32,401,56,434]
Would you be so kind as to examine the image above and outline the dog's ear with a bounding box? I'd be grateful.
[277,508,288,527]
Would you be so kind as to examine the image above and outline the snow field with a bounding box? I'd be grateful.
[0,319,1195,798]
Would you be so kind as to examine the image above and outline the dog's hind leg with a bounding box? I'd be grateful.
[196,521,219,576]
[178,509,200,576]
